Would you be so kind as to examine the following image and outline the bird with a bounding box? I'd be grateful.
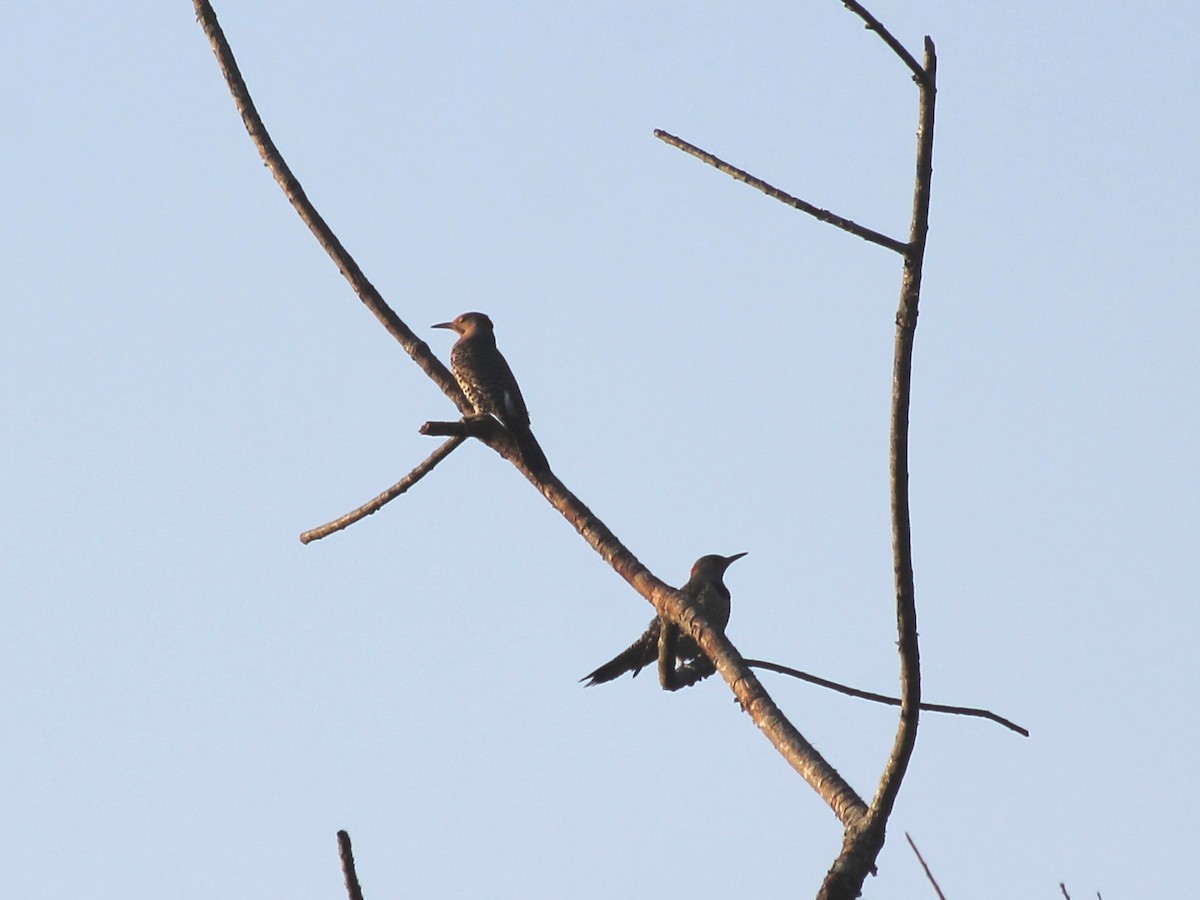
[582,552,747,687]
[432,311,551,475]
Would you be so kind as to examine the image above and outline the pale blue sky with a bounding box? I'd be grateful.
[4,2,1198,897]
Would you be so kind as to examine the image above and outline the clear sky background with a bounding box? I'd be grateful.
[4,2,1197,897]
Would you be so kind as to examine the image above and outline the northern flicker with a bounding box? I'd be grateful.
[582,552,747,687]
[432,311,551,475]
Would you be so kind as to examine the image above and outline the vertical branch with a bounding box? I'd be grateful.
[819,35,937,900]
[337,830,365,900]
[871,33,936,826]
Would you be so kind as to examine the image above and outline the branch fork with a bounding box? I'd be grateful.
[193,2,984,897]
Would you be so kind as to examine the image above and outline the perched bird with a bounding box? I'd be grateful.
[432,311,551,475]
[582,552,747,687]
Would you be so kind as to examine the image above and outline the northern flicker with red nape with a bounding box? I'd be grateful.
[432,311,551,475]
[582,552,747,687]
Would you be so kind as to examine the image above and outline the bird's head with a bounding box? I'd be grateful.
[691,552,748,581]
[432,311,494,338]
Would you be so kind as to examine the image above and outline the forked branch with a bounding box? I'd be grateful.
[653,5,940,897]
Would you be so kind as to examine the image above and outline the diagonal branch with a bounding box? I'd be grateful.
[841,0,927,83]
[905,833,947,900]
[194,0,867,831]
[300,437,466,544]
[654,129,908,255]
[537,475,869,827]
[193,0,469,415]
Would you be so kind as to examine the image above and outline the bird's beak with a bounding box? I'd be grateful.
[432,321,455,330]
[725,552,748,565]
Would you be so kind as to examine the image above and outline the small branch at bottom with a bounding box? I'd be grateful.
[905,833,946,900]
[336,830,365,900]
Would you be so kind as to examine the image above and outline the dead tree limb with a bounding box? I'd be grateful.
[655,5,938,897]
[300,437,466,544]
[653,130,908,255]
[746,660,1028,737]
[193,0,867,831]
[828,19,937,900]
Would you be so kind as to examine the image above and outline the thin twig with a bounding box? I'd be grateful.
[300,437,465,543]
[654,129,908,255]
[905,833,946,900]
[746,660,1028,737]
[337,830,365,900]
[841,0,927,83]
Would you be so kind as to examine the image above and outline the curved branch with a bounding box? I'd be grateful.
[819,25,937,900]
[867,31,937,824]
[300,437,466,544]
[194,0,866,830]
[193,0,468,415]
[746,659,1028,737]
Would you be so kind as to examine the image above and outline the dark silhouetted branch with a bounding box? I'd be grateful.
[192,0,466,413]
[841,1,927,82]
[653,129,908,255]
[818,14,937,900]
[906,833,946,900]
[300,437,465,544]
[337,830,364,900]
[746,660,1028,737]
[194,0,867,832]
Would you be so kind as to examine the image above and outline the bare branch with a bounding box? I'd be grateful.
[905,833,946,900]
[746,660,1028,737]
[539,476,869,826]
[818,16,938,900]
[654,129,908,254]
[194,0,867,830]
[336,831,364,900]
[300,437,465,544]
[867,31,937,824]
[192,0,468,414]
[840,0,927,83]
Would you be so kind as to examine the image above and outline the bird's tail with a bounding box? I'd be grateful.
[581,622,659,687]
[509,422,552,476]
